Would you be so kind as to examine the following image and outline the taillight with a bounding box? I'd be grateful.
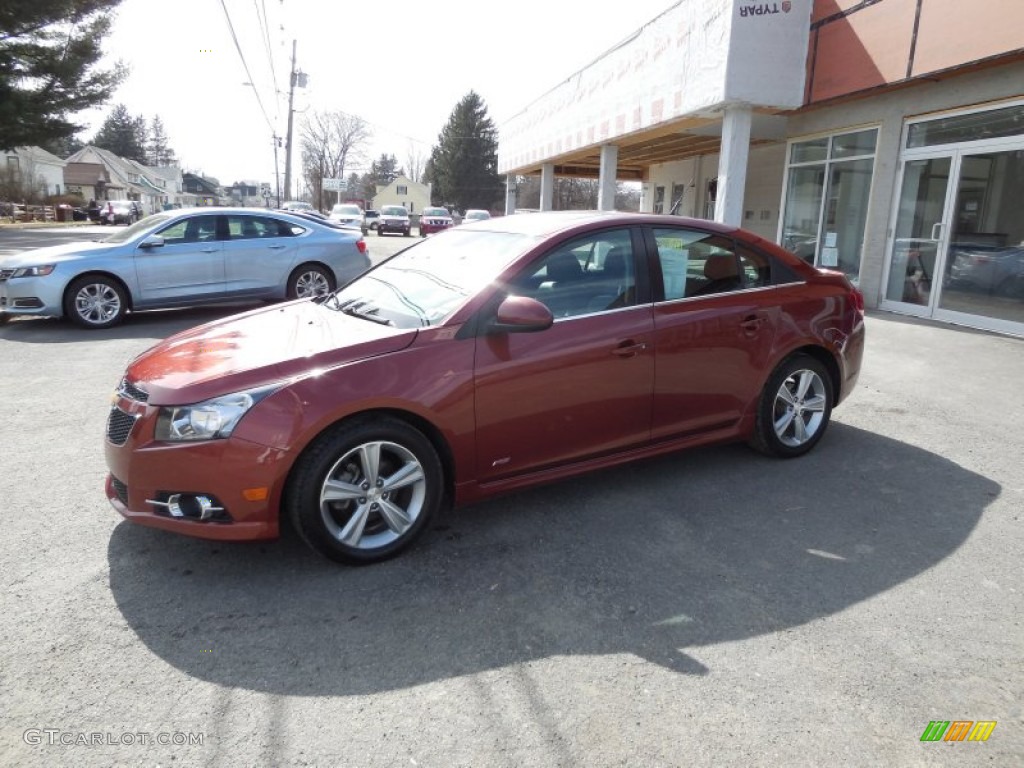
[356,240,367,254]
[849,286,864,313]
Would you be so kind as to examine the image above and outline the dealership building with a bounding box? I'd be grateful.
[498,0,1024,336]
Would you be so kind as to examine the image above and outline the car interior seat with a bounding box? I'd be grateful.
[693,254,742,296]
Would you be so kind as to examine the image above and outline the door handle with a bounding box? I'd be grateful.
[612,340,647,357]
[200,247,218,253]
[740,314,764,333]
[268,244,287,250]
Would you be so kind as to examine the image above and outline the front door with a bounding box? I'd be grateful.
[135,214,224,305]
[473,228,654,482]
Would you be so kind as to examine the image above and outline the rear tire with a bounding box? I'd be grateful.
[749,354,833,458]
[287,417,443,564]
[287,264,335,299]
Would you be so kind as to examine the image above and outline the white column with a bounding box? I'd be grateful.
[597,144,618,211]
[504,176,517,215]
[539,164,555,211]
[714,104,753,227]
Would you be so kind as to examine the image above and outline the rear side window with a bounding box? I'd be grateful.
[652,228,780,300]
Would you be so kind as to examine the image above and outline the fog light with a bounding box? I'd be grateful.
[146,493,226,521]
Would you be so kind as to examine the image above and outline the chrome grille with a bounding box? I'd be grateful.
[106,408,138,445]
[110,475,129,505]
[118,377,149,403]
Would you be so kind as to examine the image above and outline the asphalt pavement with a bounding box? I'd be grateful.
[0,226,1021,767]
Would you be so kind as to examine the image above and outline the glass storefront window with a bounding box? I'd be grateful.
[907,103,1024,148]
[790,138,828,164]
[780,128,878,281]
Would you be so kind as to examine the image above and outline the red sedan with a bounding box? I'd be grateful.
[104,212,865,564]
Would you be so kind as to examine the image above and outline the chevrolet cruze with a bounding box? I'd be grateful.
[104,212,865,564]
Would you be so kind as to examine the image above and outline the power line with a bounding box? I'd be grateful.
[220,0,275,134]
[255,0,280,119]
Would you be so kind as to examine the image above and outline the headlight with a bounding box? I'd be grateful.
[11,265,55,278]
[154,384,281,442]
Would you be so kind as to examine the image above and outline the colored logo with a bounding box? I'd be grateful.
[920,721,997,742]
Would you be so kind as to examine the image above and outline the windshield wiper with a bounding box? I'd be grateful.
[335,298,393,326]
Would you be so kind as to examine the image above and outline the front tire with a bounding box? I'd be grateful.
[287,418,443,564]
[287,263,335,299]
[750,354,833,458]
[64,275,128,329]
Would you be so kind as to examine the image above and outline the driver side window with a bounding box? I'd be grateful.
[509,230,637,319]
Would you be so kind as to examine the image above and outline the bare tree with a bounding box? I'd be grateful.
[405,142,426,184]
[300,111,371,210]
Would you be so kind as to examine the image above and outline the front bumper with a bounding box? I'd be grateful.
[104,395,292,541]
[378,220,410,233]
[0,274,63,317]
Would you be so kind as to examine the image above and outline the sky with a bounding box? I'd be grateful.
[76,0,678,192]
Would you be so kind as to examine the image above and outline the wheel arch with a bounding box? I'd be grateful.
[281,407,457,516]
[778,344,841,404]
[62,270,134,315]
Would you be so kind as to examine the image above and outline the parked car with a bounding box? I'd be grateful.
[328,203,367,234]
[377,205,411,236]
[419,206,454,236]
[101,200,141,225]
[363,209,380,231]
[0,207,370,329]
[948,245,1024,298]
[463,209,491,223]
[102,211,865,564]
[281,200,313,213]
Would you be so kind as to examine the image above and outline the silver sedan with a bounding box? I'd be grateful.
[0,207,371,328]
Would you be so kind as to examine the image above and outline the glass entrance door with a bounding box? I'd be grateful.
[884,157,952,308]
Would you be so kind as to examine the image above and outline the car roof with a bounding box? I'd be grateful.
[463,211,740,238]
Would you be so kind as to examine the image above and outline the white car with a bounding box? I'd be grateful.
[462,209,491,223]
[328,203,367,234]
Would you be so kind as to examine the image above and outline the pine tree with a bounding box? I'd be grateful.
[430,91,502,213]
[147,115,176,166]
[0,0,126,151]
[92,104,147,162]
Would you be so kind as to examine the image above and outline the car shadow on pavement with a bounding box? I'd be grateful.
[107,423,998,695]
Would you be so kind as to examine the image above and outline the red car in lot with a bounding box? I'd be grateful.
[419,206,454,236]
[104,212,865,564]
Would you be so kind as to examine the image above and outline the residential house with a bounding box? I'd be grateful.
[1,146,67,198]
[63,162,112,203]
[65,146,151,209]
[144,165,190,209]
[372,175,431,215]
[182,172,224,206]
[224,180,266,207]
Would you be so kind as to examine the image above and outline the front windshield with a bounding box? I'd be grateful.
[381,206,407,216]
[329,229,536,329]
[333,205,361,214]
[102,213,174,244]
[423,207,448,216]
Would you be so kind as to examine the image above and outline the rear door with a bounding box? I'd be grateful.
[647,226,781,440]
[134,213,224,305]
[222,214,305,298]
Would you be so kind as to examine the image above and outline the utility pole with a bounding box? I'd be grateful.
[283,39,297,202]
[273,134,281,208]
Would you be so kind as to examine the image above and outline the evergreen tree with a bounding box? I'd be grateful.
[92,104,147,162]
[430,91,501,213]
[147,115,177,166]
[0,0,126,151]
[369,153,400,186]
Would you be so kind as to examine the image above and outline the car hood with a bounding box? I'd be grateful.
[125,300,418,405]
[0,240,115,268]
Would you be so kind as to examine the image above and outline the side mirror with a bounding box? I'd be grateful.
[138,235,165,249]
[489,295,553,333]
